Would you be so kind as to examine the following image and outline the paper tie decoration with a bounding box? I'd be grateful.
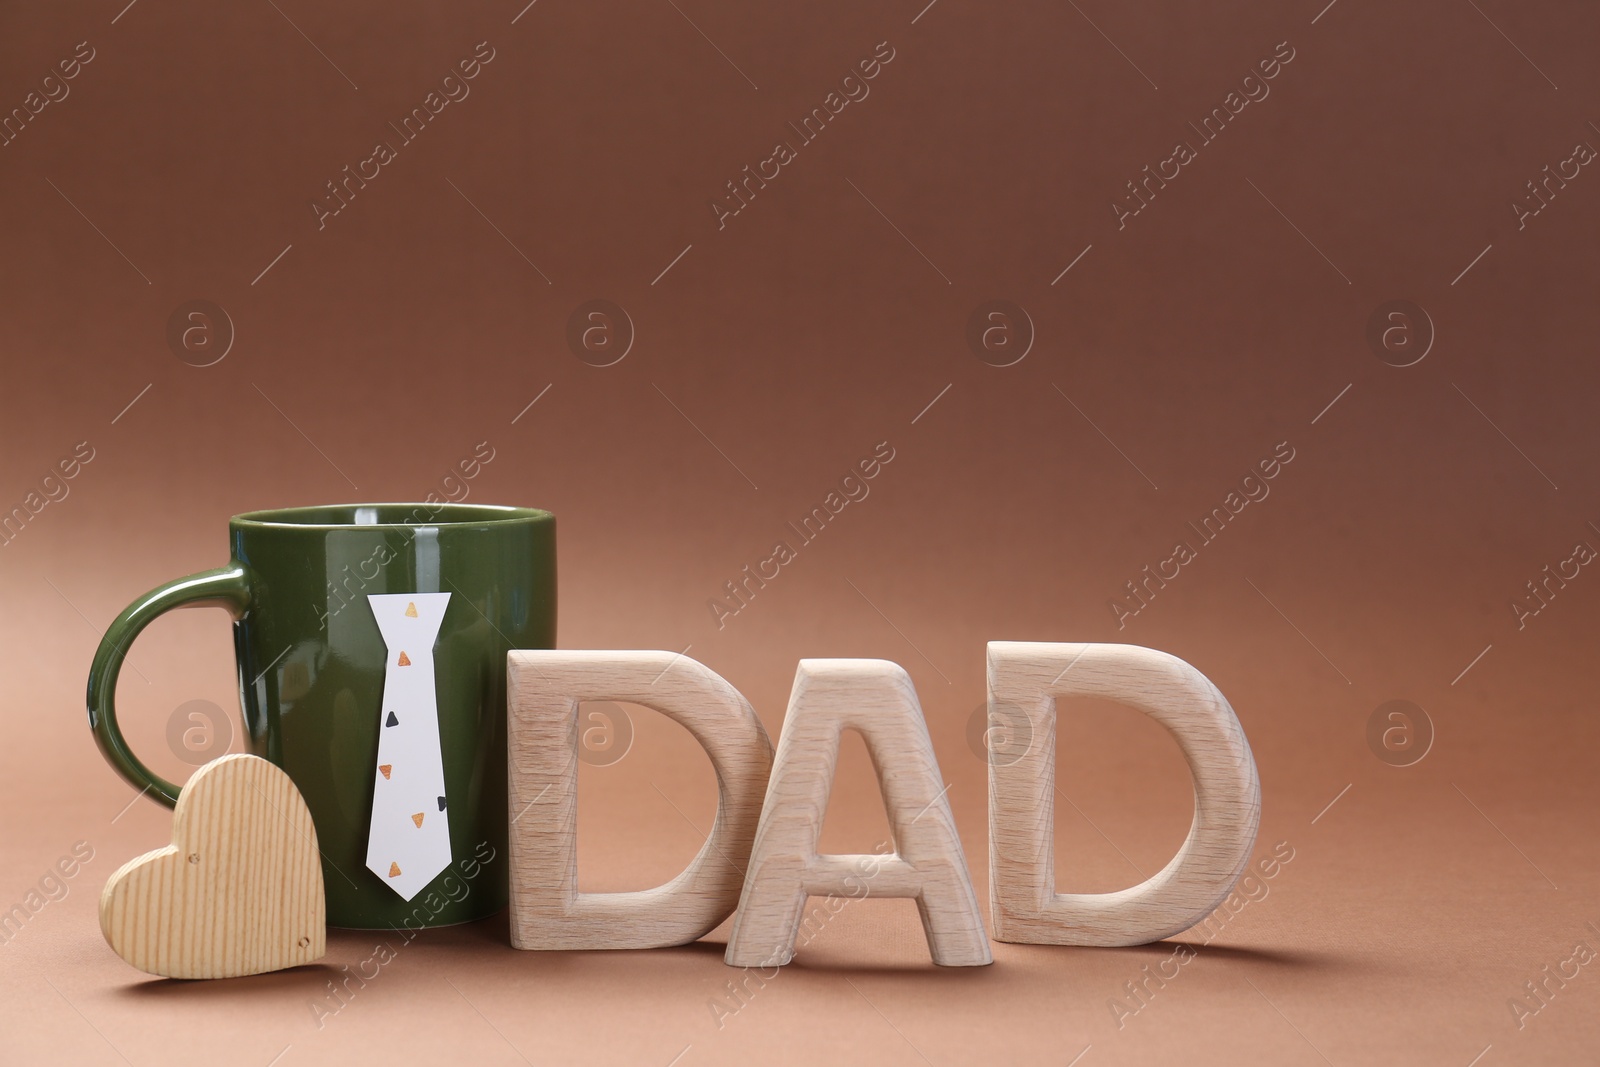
[366,593,453,900]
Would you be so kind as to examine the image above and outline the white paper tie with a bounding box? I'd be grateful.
[365,592,453,900]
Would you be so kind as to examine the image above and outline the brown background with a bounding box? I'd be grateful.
[1,0,1597,1063]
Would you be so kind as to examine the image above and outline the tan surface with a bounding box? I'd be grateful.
[2,0,1598,1063]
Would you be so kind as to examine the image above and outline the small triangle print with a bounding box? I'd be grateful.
[386,711,398,727]
[397,651,412,667]
[437,796,447,811]
[404,601,418,617]
[388,862,401,878]
[411,813,425,828]
[379,764,392,779]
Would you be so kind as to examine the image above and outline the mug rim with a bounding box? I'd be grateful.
[230,502,553,530]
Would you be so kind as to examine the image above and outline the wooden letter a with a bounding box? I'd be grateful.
[725,659,991,968]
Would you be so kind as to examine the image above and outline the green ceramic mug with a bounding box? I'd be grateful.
[86,503,556,929]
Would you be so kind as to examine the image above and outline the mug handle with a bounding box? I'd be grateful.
[87,564,253,808]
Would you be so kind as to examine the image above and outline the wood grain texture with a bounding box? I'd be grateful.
[725,659,992,968]
[506,650,773,950]
[99,754,326,979]
[987,641,1260,946]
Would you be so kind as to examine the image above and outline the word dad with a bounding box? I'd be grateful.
[506,642,1260,968]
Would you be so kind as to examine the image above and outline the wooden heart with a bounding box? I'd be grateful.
[100,754,326,979]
